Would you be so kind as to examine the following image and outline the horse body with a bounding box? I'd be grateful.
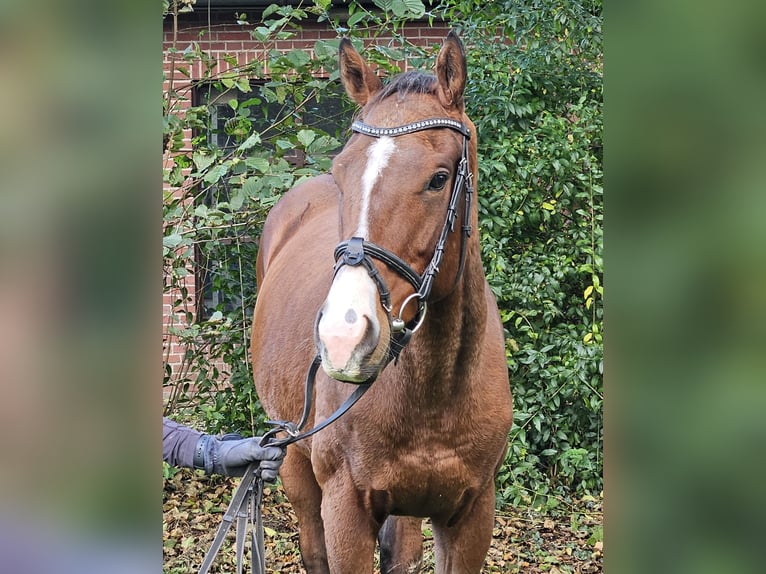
[252,33,512,573]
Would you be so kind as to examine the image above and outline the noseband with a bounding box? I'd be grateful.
[333,117,474,365]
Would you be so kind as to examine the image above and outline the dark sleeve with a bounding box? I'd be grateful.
[163,417,204,469]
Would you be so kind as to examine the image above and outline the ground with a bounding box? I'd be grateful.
[163,469,603,573]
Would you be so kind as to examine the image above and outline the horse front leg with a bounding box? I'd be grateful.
[279,447,330,573]
[320,473,379,574]
[431,485,496,574]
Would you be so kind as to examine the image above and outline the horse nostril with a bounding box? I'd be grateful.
[345,308,358,324]
[357,315,378,356]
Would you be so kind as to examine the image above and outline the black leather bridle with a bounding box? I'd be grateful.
[333,116,474,366]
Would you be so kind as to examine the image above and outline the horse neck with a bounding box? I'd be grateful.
[397,242,487,400]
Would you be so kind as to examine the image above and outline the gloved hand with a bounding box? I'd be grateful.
[197,434,285,480]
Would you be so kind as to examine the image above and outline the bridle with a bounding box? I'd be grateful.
[333,116,474,366]
[197,116,474,574]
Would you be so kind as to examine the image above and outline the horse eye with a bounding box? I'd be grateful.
[428,172,449,191]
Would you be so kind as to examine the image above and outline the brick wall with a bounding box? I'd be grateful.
[162,8,448,383]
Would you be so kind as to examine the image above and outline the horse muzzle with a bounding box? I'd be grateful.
[315,265,389,383]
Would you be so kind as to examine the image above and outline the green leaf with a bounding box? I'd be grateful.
[241,177,260,197]
[297,129,316,148]
[588,525,604,545]
[314,39,338,59]
[237,131,261,152]
[163,233,182,249]
[235,77,251,93]
[246,157,270,173]
[252,26,270,41]
[374,45,404,61]
[286,49,310,69]
[308,135,341,155]
[391,0,425,18]
[208,310,224,322]
[192,151,216,173]
[347,11,367,27]
[203,163,230,184]
[228,189,245,210]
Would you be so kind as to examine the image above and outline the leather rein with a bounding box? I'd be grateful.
[197,116,473,574]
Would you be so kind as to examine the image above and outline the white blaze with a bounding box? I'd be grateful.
[356,136,396,238]
[317,136,395,374]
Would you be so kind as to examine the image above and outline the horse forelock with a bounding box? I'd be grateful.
[368,71,437,106]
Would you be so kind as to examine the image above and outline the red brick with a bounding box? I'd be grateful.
[215,30,250,41]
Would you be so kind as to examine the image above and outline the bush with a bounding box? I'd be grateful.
[451,0,603,505]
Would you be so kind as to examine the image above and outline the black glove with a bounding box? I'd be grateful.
[195,434,285,480]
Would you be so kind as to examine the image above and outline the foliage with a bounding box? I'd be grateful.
[447,0,603,505]
[162,0,602,503]
[165,1,349,433]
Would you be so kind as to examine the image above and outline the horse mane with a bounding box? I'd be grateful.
[368,70,437,106]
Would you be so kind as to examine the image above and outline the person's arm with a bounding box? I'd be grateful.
[163,417,203,470]
[162,417,285,480]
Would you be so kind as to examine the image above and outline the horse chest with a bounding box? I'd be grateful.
[353,441,480,520]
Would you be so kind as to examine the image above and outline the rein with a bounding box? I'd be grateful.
[197,116,473,574]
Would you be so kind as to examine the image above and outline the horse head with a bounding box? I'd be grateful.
[315,32,477,383]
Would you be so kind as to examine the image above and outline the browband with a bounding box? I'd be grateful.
[351,118,471,139]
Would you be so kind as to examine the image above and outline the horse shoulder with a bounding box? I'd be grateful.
[257,173,339,281]
[252,173,340,424]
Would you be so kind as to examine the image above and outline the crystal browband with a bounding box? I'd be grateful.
[351,118,471,139]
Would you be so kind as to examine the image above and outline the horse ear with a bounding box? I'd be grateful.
[435,30,467,110]
[339,38,382,106]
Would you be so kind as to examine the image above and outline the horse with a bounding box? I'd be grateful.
[251,32,513,573]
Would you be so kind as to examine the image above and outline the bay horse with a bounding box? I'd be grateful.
[251,32,513,573]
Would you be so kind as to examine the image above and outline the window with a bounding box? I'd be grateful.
[193,79,354,319]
